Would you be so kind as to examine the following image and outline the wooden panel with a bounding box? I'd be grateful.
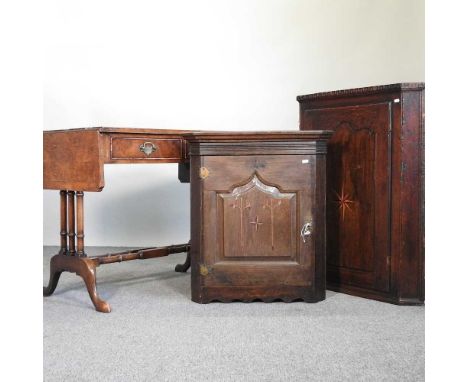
[110,137,183,161]
[43,130,104,192]
[202,156,310,284]
[302,102,391,292]
[396,89,425,303]
[218,175,296,260]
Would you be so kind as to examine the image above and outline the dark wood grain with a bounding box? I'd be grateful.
[298,83,424,305]
[178,162,190,183]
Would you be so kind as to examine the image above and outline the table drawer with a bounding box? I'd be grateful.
[110,137,184,161]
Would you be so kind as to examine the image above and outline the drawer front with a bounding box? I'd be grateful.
[110,137,183,161]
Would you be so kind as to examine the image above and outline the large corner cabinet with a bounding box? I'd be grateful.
[297,83,424,305]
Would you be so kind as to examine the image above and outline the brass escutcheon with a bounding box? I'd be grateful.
[139,142,157,156]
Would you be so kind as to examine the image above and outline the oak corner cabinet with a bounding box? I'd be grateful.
[185,131,333,303]
[297,83,425,305]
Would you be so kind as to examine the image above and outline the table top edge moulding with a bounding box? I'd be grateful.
[182,130,334,140]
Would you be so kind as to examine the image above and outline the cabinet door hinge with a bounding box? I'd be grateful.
[199,264,211,276]
[199,167,210,179]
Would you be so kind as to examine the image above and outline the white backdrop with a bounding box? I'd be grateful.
[43,0,424,246]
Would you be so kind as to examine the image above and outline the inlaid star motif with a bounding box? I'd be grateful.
[334,186,354,221]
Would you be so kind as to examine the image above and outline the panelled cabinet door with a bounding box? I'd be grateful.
[195,155,321,302]
[303,103,391,292]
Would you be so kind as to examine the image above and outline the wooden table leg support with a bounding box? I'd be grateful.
[44,254,110,313]
[175,249,191,272]
[44,190,191,313]
[43,189,110,313]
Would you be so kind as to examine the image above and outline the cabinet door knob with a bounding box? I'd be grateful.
[301,221,313,243]
[139,142,157,156]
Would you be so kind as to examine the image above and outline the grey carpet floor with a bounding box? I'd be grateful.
[43,246,424,382]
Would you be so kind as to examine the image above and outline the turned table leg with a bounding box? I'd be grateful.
[59,190,68,255]
[67,190,76,256]
[43,190,111,313]
[76,191,85,257]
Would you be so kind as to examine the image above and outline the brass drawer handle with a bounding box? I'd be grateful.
[139,142,158,156]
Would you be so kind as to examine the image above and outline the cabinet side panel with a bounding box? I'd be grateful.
[314,154,327,299]
[397,90,425,303]
[190,155,203,302]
